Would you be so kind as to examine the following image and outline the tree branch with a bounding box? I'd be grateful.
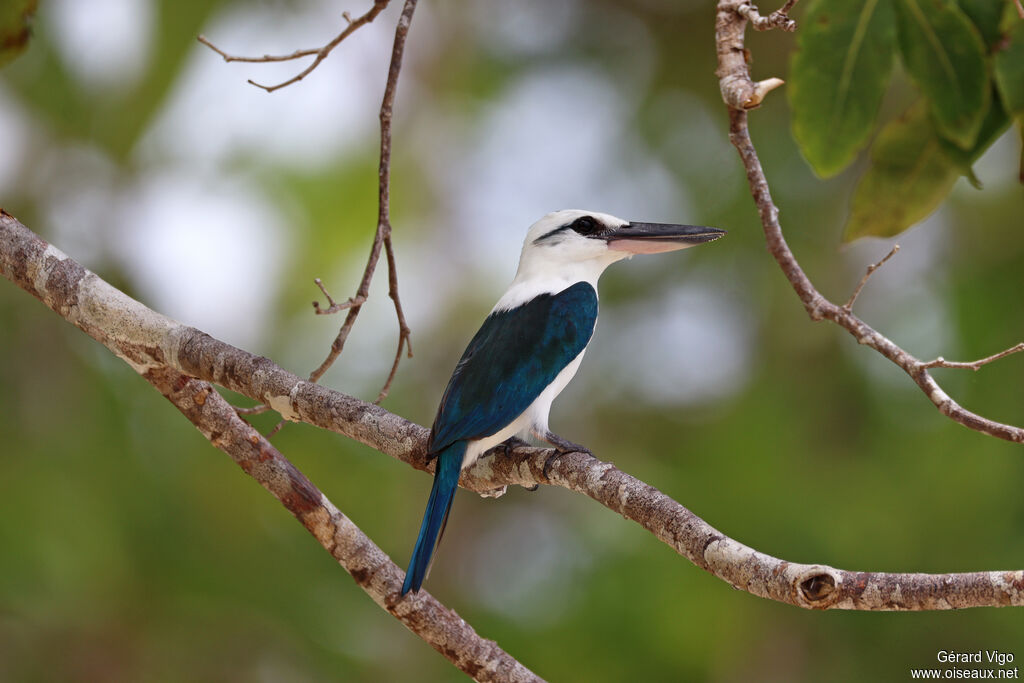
[213,0,417,423]
[0,210,538,681]
[714,0,1024,444]
[198,0,392,93]
[842,244,899,311]
[921,343,1024,371]
[145,367,539,681]
[4,211,1023,612]
[370,0,415,404]
[305,0,416,404]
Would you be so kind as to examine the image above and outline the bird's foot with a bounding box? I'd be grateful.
[499,436,530,459]
[542,431,592,456]
[538,432,593,481]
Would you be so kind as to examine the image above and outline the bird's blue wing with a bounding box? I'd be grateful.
[428,281,598,452]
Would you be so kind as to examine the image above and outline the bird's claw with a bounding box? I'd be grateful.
[539,432,593,481]
[499,436,530,459]
[544,432,592,456]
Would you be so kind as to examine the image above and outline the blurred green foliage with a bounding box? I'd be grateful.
[2,1,1024,681]
[0,0,36,68]
[789,0,1023,239]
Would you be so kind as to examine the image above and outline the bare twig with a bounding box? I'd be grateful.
[198,0,392,93]
[921,343,1024,371]
[715,0,1024,443]
[732,0,798,32]
[197,35,320,63]
[843,244,900,311]
[308,0,417,397]
[5,212,1024,612]
[312,277,366,315]
[377,231,413,404]
[371,0,418,402]
[217,0,416,423]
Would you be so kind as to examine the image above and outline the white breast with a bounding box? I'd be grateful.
[460,349,588,469]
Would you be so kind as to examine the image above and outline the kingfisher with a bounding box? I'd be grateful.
[402,209,725,595]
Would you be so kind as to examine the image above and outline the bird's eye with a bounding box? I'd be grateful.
[571,216,599,235]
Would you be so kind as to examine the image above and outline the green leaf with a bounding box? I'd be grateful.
[955,0,1004,47]
[844,103,958,240]
[790,0,897,177]
[994,20,1024,184]
[0,0,36,68]
[843,95,1007,240]
[893,0,989,149]
[939,88,1010,172]
[994,20,1024,118]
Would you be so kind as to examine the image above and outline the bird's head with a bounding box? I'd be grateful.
[514,209,725,283]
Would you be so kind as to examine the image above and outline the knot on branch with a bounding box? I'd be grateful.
[794,566,841,608]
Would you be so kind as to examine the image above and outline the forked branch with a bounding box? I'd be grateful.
[302,0,416,404]
[198,0,391,93]
[714,0,1024,444]
[207,0,417,423]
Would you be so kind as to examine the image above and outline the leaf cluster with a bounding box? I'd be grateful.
[789,0,1023,240]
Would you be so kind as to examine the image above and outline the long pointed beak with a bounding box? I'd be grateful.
[607,222,727,254]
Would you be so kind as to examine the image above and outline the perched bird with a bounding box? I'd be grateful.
[402,209,725,595]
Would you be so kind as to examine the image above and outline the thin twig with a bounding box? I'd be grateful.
[225,0,417,424]
[843,244,900,311]
[921,343,1024,371]
[733,0,799,31]
[198,0,392,93]
[307,0,417,390]
[370,0,417,403]
[715,0,1024,443]
[197,35,320,63]
[376,233,413,404]
[312,277,366,315]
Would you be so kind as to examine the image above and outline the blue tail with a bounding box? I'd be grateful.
[402,442,465,595]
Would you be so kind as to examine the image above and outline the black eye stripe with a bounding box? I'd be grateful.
[532,215,606,245]
[533,225,572,244]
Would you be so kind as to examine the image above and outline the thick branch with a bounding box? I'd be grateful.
[144,367,539,681]
[3,212,1022,611]
[0,210,537,680]
[714,0,1024,444]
